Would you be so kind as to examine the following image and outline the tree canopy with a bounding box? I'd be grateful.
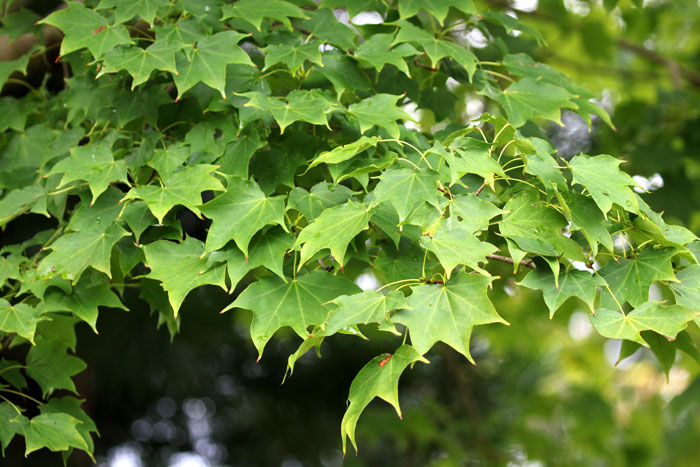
[0,0,699,464]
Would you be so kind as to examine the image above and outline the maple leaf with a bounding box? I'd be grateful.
[371,167,440,221]
[223,271,361,358]
[122,164,224,224]
[26,337,87,397]
[263,41,324,74]
[420,229,498,277]
[393,20,477,77]
[353,34,418,78]
[489,79,577,127]
[341,345,429,454]
[394,272,508,363]
[294,200,373,268]
[591,303,699,346]
[241,90,335,134]
[323,290,405,336]
[95,0,169,26]
[568,154,639,215]
[143,237,227,317]
[39,2,133,59]
[397,0,477,23]
[10,412,88,457]
[173,31,254,99]
[0,299,45,344]
[598,247,677,308]
[43,272,126,333]
[46,143,129,205]
[99,41,179,89]
[519,268,606,317]
[348,94,414,139]
[287,182,356,221]
[221,0,308,31]
[206,226,294,288]
[302,9,357,50]
[199,176,287,258]
[307,136,379,170]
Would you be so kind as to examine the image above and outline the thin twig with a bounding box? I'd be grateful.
[486,254,536,270]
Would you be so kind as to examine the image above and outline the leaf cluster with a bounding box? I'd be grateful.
[0,0,698,460]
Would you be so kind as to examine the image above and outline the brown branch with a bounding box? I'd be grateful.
[617,39,700,88]
[486,254,536,270]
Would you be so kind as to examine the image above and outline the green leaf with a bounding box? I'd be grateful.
[99,41,179,89]
[0,360,27,390]
[397,0,476,23]
[0,402,21,454]
[223,271,361,358]
[518,268,606,317]
[521,137,567,192]
[568,154,639,215]
[328,150,399,186]
[47,143,129,205]
[393,20,477,77]
[442,137,506,187]
[323,290,404,336]
[113,85,171,126]
[208,227,294,287]
[598,247,677,308]
[43,273,126,333]
[38,224,130,283]
[481,12,546,45]
[199,176,287,257]
[308,136,379,170]
[218,130,265,178]
[11,412,88,456]
[174,31,255,100]
[294,200,373,268]
[39,2,133,59]
[490,79,576,127]
[420,229,497,277]
[591,303,699,346]
[153,17,205,47]
[96,0,169,26]
[221,0,308,31]
[669,265,700,314]
[302,9,357,50]
[0,299,44,344]
[123,164,225,224]
[371,167,440,221]
[0,49,31,88]
[287,182,356,221]
[318,53,371,97]
[26,337,87,397]
[0,184,49,228]
[143,237,227,317]
[241,90,335,134]
[562,191,614,257]
[353,34,418,78]
[499,190,584,261]
[0,8,40,43]
[443,194,503,234]
[502,53,589,97]
[341,345,428,455]
[41,397,98,456]
[263,41,324,74]
[394,272,507,362]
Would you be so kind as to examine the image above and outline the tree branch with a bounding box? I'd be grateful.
[486,254,536,270]
[616,39,700,88]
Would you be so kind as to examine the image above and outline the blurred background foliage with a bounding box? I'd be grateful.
[2,0,700,465]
